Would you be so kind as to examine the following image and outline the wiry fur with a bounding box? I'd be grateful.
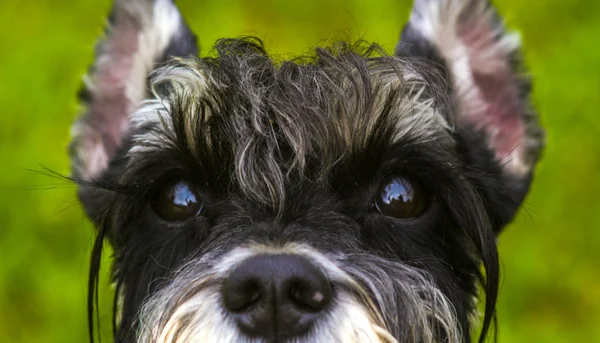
[137,245,461,343]
[127,39,455,214]
[67,1,544,343]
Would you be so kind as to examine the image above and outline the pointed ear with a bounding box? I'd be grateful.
[396,0,544,230]
[70,0,198,181]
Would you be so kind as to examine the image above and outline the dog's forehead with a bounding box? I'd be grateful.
[131,54,453,149]
[125,48,455,208]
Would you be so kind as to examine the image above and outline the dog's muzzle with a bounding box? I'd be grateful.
[136,244,461,343]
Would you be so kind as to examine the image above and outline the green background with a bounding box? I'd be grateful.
[1,0,599,342]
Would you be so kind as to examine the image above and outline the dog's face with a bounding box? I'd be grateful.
[69,0,544,342]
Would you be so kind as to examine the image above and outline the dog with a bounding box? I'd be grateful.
[68,0,544,342]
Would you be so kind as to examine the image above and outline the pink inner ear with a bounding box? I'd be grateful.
[71,0,193,180]
[454,5,527,173]
[71,11,143,180]
[472,71,525,166]
[89,13,140,160]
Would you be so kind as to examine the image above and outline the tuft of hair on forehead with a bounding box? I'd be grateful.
[128,37,454,217]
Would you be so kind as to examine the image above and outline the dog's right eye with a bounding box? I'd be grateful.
[151,181,203,221]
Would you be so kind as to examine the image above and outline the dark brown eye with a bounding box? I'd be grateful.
[152,181,203,221]
[375,176,428,219]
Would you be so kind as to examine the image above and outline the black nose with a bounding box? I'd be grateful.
[222,254,332,340]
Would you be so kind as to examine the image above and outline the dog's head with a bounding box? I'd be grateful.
[69,0,544,342]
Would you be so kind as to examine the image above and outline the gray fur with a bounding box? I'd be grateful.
[137,245,461,343]
[126,40,455,215]
[69,1,545,343]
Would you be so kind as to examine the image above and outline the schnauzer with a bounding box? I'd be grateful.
[69,0,544,342]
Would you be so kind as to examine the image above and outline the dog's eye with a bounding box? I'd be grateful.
[375,176,428,219]
[152,181,203,221]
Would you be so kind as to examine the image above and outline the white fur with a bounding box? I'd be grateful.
[127,0,183,106]
[128,61,211,157]
[136,244,460,343]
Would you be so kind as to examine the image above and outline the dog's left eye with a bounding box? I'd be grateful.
[151,181,203,221]
[375,176,429,219]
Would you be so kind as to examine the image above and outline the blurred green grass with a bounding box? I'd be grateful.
[0,0,599,342]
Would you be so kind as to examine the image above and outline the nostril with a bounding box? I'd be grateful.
[223,279,262,312]
[288,279,332,312]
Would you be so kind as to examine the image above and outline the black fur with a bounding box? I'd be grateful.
[70,1,544,342]
[80,38,510,342]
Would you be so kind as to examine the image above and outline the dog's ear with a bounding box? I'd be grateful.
[70,0,197,180]
[396,0,544,231]
[70,0,197,218]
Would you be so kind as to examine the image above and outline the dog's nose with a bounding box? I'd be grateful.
[222,254,332,339]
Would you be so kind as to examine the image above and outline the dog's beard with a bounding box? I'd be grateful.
[136,244,461,343]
